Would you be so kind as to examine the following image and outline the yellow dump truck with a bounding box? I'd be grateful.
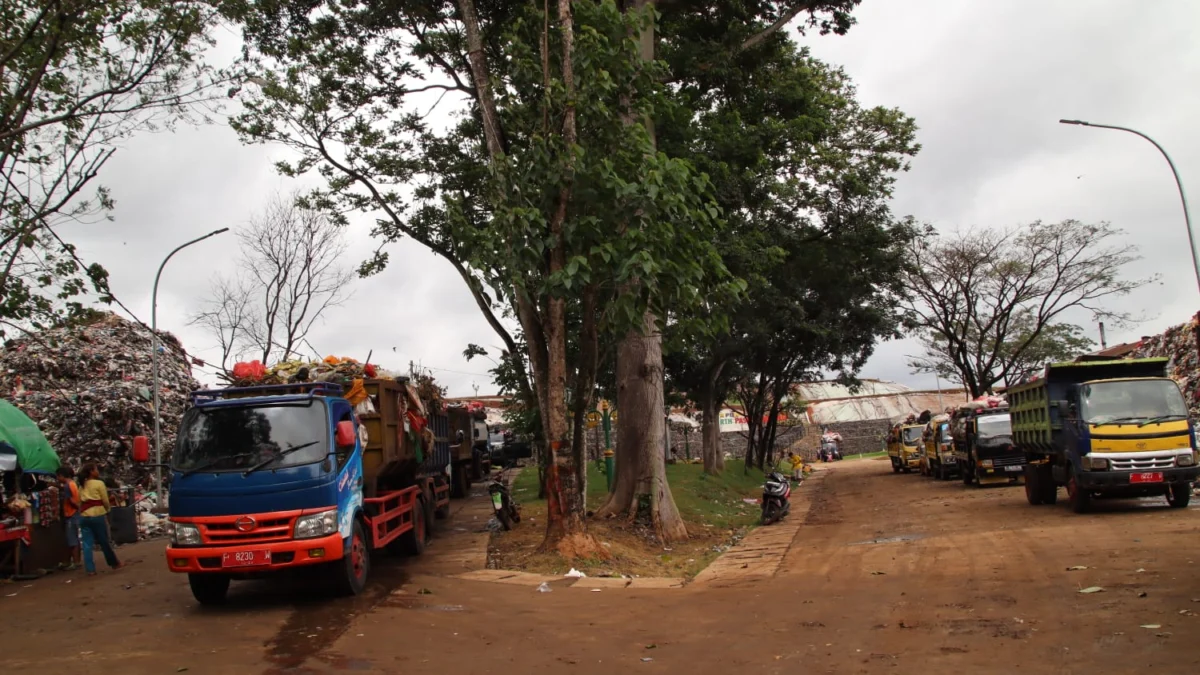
[921,413,957,480]
[888,422,925,474]
[1010,357,1199,513]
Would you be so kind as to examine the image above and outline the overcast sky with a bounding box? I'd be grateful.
[68,0,1200,398]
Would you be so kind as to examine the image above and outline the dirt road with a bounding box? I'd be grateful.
[2,459,1198,674]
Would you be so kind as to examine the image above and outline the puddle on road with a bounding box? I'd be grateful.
[258,561,414,674]
[848,534,926,546]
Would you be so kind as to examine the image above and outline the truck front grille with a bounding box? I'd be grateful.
[1109,456,1177,471]
[991,455,1024,467]
[200,515,295,545]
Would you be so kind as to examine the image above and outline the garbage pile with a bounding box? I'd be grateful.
[227,356,447,410]
[0,312,199,485]
[1134,315,1200,415]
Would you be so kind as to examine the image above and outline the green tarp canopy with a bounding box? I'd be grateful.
[0,399,60,474]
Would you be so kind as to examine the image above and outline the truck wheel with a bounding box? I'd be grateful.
[961,461,974,485]
[401,498,428,555]
[333,520,370,596]
[471,454,484,482]
[421,484,437,532]
[1024,465,1043,505]
[188,574,230,606]
[891,457,900,474]
[1038,465,1058,505]
[1167,483,1191,508]
[1066,472,1090,514]
[435,476,451,519]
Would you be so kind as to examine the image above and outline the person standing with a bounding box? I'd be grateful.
[56,466,82,570]
[77,464,122,576]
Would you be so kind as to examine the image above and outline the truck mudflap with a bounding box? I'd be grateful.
[167,532,344,574]
[1075,466,1200,490]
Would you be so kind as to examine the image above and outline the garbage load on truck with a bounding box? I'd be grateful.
[1009,357,1199,513]
[951,396,1022,486]
[158,368,467,605]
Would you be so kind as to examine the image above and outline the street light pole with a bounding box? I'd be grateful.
[1059,119,1200,298]
[151,228,229,503]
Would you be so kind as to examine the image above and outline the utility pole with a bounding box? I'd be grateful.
[1060,119,1200,298]
[151,228,228,503]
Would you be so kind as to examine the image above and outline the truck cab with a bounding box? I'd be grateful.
[921,415,956,480]
[1013,358,1199,513]
[953,402,1022,486]
[888,423,924,473]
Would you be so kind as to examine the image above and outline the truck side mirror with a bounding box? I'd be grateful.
[131,436,150,463]
[1054,400,1070,415]
[335,420,356,447]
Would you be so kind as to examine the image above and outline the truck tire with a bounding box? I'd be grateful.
[401,498,428,555]
[188,574,230,606]
[451,465,470,499]
[961,460,974,486]
[1167,483,1191,508]
[333,520,370,596]
[421,484,436,532]
[434,476,451,519]
[1038,465,1058,505]
[891,457,900,474]
[1067,472,1090,514]
[1024,465,1043,505]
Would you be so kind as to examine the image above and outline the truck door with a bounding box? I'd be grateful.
[331,400,364,540]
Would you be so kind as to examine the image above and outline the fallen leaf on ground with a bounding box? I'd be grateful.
[1066,566,1088,571]
[1078,586,1105,594]
[1140,624,1161,629]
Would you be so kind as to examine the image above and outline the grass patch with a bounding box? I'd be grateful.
[844,450,887,461]
[489,461,770,579]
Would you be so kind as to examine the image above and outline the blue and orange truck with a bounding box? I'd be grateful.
[155,377,461,604]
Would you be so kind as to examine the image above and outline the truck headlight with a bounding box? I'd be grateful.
[168,522,201,547]
[1178,453,1197,468]
[980,459,994,468]
[294,510,339,539]
[1085,456,1109,471]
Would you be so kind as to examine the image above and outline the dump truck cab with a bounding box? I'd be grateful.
[1013,358,1199,513]
[921,414,957,480]
[888,423,924,473]
[953,400,1022,486]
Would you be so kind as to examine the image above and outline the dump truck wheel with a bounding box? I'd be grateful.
[1024,465,1043,505]
[1067,472,1090,514]
[1039,465,1058,505]
[435,476,451,519]
[333,521,370,596]
[401,497,428,555]
[961,461,973,485]
[1167,483,1191,508]
[188,574,230,606]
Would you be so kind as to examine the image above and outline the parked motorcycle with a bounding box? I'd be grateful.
[761,471,792,525]
[488,464,522,530]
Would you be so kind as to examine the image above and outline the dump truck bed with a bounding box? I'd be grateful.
[358,379,450,497]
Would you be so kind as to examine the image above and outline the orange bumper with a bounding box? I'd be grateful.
[166,532,344,574]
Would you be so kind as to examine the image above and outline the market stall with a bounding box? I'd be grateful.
[0,399,70,576]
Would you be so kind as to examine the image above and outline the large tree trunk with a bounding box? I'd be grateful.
[597,311,688,542]
[701,394,724,475]
[597,0,687,543]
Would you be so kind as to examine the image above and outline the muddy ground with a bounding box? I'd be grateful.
[1,458,1198,674]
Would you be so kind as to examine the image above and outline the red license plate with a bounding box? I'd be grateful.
[221,550,271,568]
[1130,472,1164,484]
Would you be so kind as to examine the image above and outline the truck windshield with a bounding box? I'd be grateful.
[173,403,329,474]
[1081,379,1188,424]
[939,424,952,443]
[975,414,1012,444]
[902,427,923,445]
